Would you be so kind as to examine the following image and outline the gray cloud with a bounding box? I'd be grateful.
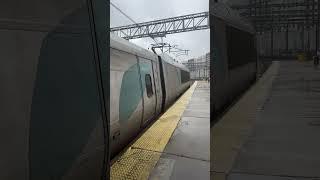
[110,0,209,62]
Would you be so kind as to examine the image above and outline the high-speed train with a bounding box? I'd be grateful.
[1,1,110,179]
[210,2,259,121]
[110,34,192,157]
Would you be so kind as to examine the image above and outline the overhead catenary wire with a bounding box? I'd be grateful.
[110,1,158,45]
[110,1,190,59]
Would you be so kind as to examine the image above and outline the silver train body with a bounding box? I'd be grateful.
[210,2,258,117]
[110,34,192,157]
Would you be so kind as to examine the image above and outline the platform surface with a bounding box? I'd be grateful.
[111,81,210,180]
[149,81,210,180]
[212,61,320,180]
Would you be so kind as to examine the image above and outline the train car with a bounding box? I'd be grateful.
[110,34,191,157]
[210,2,258,119]
[0,1,109,180]
[158,53,191,110]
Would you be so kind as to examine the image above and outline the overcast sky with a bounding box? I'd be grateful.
[110,0,209,62]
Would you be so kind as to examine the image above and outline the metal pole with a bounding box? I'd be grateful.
[317,0,319,51]
[161,37,163,52]
[307,0,310,54]
[286,23,289,52]
[308,30,310,53]
[313,0,316,53]
[301,25,305,51]
[250,0,253,20]
[254,0,257,30]
[271,2,274,59]
[303,0,307,52]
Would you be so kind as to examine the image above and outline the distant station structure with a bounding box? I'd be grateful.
[229,0,320,60]
[110,12,209,40]
[183,52,210,80]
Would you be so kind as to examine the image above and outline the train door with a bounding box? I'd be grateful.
[152,61,162,115]
[138,58,157,125]
[158,56,167,112]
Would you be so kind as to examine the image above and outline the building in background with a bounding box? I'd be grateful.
[214,0,320,60]
[183,52,210,80]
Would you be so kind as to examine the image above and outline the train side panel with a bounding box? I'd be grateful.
[110,36,191,158]
[212,16,257,113]
[158,54,191,111]
[162,62,180,109]
[0,2,109,179]
[212,17,230,111]
[110,48,144,156]
[110,45,163,157]
[176,67,184,96]
[178,69,192,94]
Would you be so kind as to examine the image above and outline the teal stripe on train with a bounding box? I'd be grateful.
[119,62,151,123]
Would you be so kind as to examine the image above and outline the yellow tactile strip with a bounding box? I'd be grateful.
[111,82,198,180]
[211,62,280,180]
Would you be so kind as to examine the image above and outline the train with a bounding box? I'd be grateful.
[210,2,259,121]
[0,1,259,179]
[0,1,110,179]
[110,34,192,157]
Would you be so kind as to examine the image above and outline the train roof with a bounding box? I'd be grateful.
[111,33,189,72]
[210,2,255,34]
[110,33,158,60]
[159,53,189,72]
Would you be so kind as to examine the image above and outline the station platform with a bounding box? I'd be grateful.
[212,61,320,180]
[111,81,210,180]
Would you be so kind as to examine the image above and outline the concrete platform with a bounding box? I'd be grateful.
[212,61,320,180]
[149,81,210,180]
[110,81,210,180]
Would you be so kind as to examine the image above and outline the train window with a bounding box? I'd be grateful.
[181,70,190,83]
[145,74,154,97]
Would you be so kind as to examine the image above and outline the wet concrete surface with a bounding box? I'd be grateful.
[229,61,320,179]
[211,61,280,180]
[228,173,320,180]
[149,81,210,180]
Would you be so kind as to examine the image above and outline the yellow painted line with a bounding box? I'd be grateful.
[111,82,198,180]
[211,62,279,179]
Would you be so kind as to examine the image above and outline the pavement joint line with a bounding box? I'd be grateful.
[110,81,198,180]
[131,146,210,162]
[182,115,210,119]
[229,171,320,179]
[211,170,320,179]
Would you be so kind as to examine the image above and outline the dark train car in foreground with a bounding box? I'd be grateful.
[210,2,258,120]
[0,0,109,179]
